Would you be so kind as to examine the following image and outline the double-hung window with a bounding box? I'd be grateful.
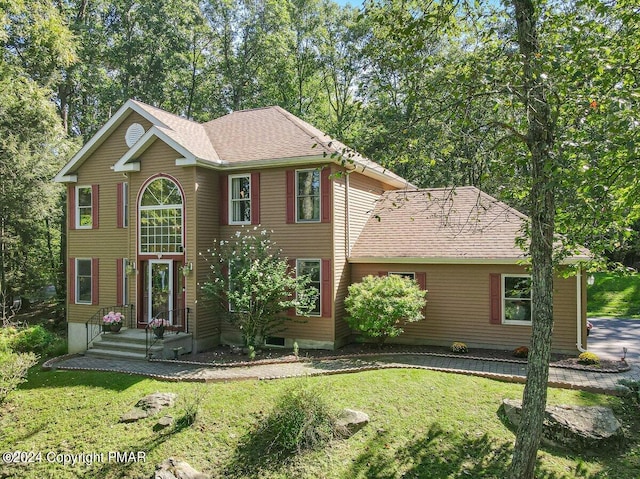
[503,274,532,324]
[229,174,251,224]
[296,259,321,316]
[76,259,92,304]
[76,186,93,228]
[296,170,320,222]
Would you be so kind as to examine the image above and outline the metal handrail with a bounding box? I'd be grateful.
[144,307,190,360]
[85,304,135,350]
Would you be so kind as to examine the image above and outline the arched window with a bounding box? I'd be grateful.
[139,177,183,254]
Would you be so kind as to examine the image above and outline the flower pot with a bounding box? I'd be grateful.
[153,326,165,339]
[110,322,122,333]
[102,324,111,333]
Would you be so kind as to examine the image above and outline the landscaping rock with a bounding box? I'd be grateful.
[156,415,174,429]
[120,392,178,423]
[336,408,370,437]
[501,399,623,450]
[153,457,209,479]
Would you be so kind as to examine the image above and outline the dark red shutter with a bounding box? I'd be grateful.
[68,186,76,230]
[116,183,124,228]
[286,170,295,223]
[416,272,427,290]
[68,257,76,303]
[92,258,100,306]
[220,174,228,225]
[321,259,332,318]
[377,271,387,277]
[251,172,260,225]
[116,259,123,305]
[287,259,296,316]
[490,273,501,324]
[91,184,99,229]
[321,168,331,223]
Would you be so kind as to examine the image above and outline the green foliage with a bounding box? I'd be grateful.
[0,350,37,404]
[249,383,340,459]
[200,227,317,347]
[578,352,600,365]
[344,275,426,344]
[450,342,468,354]
[587,272,640,318]
[7,325,57,356]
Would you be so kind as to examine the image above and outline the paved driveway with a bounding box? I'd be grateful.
[586,318,640,362]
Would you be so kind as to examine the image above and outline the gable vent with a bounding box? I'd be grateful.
[125,123,145,147]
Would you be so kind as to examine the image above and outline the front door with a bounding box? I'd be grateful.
[147,260,174,324]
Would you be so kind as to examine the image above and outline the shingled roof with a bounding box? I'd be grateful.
[349,186,589,264]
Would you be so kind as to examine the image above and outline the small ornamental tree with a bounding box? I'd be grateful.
[344,275,426,345]
[200,227,317,347]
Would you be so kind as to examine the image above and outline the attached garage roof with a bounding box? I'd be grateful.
[349,186,590,264]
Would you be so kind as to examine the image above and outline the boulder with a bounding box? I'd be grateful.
[120,392,178,423]
[153,458,209,479]
[336,408,370,437]
[501,399,623,450]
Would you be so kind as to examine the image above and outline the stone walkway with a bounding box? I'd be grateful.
[44,353,640,395]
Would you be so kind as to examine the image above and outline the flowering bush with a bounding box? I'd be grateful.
[149,318,170,328]
[578,351,600,365]
[451,342,468,353]
[513,346,529,358]
[103,311,124,324]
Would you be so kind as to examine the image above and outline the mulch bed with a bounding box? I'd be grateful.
[188,343,630,373]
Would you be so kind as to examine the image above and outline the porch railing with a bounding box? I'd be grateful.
[85,304,135,350]
[145,307,190,360]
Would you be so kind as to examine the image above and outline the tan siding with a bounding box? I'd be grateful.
[351,263,580,354]
[67,112,153,326]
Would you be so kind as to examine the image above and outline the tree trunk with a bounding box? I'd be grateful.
[508,1,556,478]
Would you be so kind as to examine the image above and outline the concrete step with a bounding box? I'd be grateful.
[85,348,152,360]
[87,329,192,360]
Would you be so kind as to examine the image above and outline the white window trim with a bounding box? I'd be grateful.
[229,173,251,225]
[75,258,92,304]
[502,273,532,326]
[138,178,184,255]
[296,258,321,317]
[75,185,92,229]
[295,169,321,223]
[388,272,416,280]
[122,258,129,305]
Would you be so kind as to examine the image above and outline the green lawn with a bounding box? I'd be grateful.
[587,272,640,318]
[1,368,638,479]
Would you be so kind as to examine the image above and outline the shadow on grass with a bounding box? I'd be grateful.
[345,423,611,479]
[19,368,144,392]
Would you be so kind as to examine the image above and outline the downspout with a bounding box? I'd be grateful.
[576,267,587,352]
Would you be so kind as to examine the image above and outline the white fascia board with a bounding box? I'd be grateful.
[55,174,78,183]
[54,100,169,183]
[113,126,197,172]
[176,157,197,166]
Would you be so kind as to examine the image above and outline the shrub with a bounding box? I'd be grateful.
[345,275,427,345]
[9,325,57,356]
[451,342,468,353]
[0,350,38,404]
[513,346,529,358]
[578,351,600,365]
[254,384,341,458]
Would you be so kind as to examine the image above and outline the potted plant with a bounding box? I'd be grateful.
[149,318,170,338]
[103,311,124,333]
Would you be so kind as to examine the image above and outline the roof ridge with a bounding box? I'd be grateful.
[130,99,202,127]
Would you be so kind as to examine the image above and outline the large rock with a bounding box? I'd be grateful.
[501,399,623,450]
[120,392,178,423]
[336,408,370,437]
[153,458,209,479]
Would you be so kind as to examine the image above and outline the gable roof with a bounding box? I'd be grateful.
[55,100,410,189]
[349,186,590,264]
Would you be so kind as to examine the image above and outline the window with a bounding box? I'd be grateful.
[296,170,320,222]
[388,272,415,280]
[76,186,92,228]
[76,259,92,304]
[503,275,532,324]
[297,259,321,316]
[229,174,251,224]
[139,177,183,254]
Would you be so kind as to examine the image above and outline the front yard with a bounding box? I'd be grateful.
[1,368,638,479]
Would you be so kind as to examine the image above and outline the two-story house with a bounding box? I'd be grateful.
[55,99,590,357]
